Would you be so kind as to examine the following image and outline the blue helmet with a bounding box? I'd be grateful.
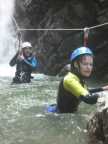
[70,47,93,61]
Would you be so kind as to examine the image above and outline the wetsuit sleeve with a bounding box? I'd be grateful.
[80,88,103,104]
[63,72,99,104]
[80,94,99,104]
[23,57,38,69]
[89,87,103,93]
[9,51,19,66]
[63,72,89,97]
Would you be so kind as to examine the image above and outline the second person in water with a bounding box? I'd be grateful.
[9,41,38,83]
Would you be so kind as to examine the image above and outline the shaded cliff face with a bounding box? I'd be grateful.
[15,0,108,77]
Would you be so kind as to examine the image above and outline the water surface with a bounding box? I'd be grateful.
[0,75,96,144]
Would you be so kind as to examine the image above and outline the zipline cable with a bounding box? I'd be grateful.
[12,17,22,50]
[89,22,108,30]
[15,22,108,31]
[18,28,83,31]
[12,17,108,50]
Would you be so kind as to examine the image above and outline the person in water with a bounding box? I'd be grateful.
[48,47,108,113]
[9,41,38,83]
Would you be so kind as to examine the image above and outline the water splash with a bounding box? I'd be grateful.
[0,64,15,77]
[97,91,108,111]
[0,0,17,76]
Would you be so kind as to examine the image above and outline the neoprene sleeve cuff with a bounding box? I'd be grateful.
[89,87,103,94]
[80,94,99,104]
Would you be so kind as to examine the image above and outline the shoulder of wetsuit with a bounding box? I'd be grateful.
[63,72,89,97]
[64,72,80,83]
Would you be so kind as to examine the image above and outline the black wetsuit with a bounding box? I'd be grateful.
[9,51,38,83]
[57,72,103,113]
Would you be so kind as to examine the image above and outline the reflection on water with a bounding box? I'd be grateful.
[0,75,96,144]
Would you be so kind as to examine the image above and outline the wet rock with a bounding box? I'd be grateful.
[87,108,108,144]
[87,94,108,144]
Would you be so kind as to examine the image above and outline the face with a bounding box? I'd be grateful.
[79,55,93,77]
[23,47,32,57]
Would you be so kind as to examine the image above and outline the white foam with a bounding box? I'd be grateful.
[0,64,15,77]
[0,0,17,78]
[97,91,108,111]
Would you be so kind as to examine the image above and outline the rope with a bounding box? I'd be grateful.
[89,22,108,30]
[12,17,20,31]
[12,17,108,50]
[83,27,89,47]
[16,22,108,31]
[18,28,83,31]
[12,17,22,50]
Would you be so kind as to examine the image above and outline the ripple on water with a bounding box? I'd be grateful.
[0,76,93,144]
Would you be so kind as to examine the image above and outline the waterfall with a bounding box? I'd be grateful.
[0,0,17,77]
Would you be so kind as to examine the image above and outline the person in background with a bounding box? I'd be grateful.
[47,47,108,113]
[9,41,38,83]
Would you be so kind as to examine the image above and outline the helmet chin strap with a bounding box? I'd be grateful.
[74,62,80,73]
[74,62,86,79]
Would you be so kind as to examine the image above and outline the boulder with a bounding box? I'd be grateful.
[87,93,108,144]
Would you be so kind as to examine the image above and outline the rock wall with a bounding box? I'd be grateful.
[14,0,108,77]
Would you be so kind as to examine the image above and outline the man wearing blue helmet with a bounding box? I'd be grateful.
[48,47,108,113]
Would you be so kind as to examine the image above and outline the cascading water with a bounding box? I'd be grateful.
[0,0,17,77]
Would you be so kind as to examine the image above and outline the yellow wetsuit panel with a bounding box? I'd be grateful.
[63,72,89,97]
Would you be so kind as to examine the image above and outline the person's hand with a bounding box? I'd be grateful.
[17,54,24,61]
[20,55,24,60]
[102,85,108,91]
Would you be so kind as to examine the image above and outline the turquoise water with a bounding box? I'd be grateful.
[0,75,96,144]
